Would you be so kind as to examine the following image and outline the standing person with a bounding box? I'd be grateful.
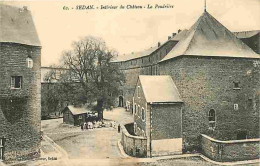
[80,123,83,131]
[84,122,87,130]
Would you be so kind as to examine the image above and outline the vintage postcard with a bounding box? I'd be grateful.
[0,0,259,166]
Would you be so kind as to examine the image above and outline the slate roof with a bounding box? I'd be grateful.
[233,30,260,39]
[66,105,92,115]
[111,46,158,62]
[139,75,182,103]
[160,11,260,62]
[171,29,189,41]
[112,30,189,63]
[0,4,41,46]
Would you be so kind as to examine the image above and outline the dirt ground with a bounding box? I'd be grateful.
[39,108,259,166]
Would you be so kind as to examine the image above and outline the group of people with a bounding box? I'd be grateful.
[80,120,105,130]
[80,120,120,133]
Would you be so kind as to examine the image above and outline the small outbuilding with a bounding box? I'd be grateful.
[63,105,91,126]
[133,75,183,157]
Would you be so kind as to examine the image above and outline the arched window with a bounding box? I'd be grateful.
[26,55,33,68]
[209,109,216,129]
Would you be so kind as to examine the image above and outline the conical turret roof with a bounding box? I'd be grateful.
[161,11,259,62]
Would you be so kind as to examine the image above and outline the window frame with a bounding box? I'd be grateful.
[142,130,145,137]
[26,57,33,68]
[138,105,140,117]
[208,109,216,129]
[137,86,140,98]
[0,138,4,161]
[234,104,239,111]
[141,107,145,121]
[134,122,137,134]
[233,81,241,90]
[11,76,22,89]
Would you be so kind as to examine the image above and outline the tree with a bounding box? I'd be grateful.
[41,65,84,118]
[60,36,125,119]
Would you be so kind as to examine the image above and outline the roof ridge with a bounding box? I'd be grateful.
[183,13,205,55]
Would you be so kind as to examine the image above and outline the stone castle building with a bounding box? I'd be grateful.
[114,10,260,155]
[0,5,41,161]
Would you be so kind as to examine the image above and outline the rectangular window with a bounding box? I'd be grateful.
[233,81,240,89]
[0,138,4,161]
[28,60,33,68]
[142,130,145,137]
[134,104,137,115]
[234,104,239,111]
[138,105,140,117]
[11,76,22,89]
[209,109,216,129]
[141,108,145,121]
[137,86,140,98]
[134,123,137,133]
[247,99,253,109]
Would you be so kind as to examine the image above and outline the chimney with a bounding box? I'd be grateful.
[178,29,182,33]
[158,42,161,47]
[172,33,176,37]
[168,36,171,40]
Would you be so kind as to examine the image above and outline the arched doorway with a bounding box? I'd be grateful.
[119,96,123,107]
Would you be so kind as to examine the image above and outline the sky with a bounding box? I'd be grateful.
[2,0,260,66]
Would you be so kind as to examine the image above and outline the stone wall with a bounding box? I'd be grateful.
[0,43,41,161]
[115,40,178,110]
[151,104,182,140]
[121,123,147,157]
[133,78,147,136]
[201,134,260,162]
[160,56,260,151]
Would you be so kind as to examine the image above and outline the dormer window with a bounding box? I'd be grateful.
[26,56,33,68]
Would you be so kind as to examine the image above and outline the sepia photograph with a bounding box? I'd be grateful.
[0,0,259,165]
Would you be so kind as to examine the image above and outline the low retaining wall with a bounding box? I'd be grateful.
[201,134,260,162]
[121,123,147,157]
